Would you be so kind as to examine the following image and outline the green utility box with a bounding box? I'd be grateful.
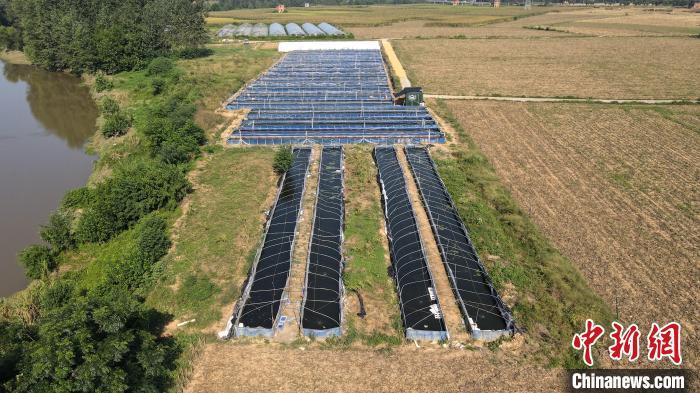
[394,87,423,106]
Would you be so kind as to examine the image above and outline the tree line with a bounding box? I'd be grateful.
[210,0,423,10]
[0,0,208,73]
[208,0,697,9]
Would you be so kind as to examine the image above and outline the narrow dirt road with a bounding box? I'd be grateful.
[425,94,699,104]
[395,146,468,342]
[381,39,411,89]
[276,145,321,342]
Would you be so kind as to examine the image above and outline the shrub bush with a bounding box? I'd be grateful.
[142,99,205,164]
[75,160,189,243]
[99,96,120,116]
[18,245,56,280]
[105,215,171,292]
[157,135,200,164]
[273,145,293,174]
[74,207,116,243]
[101,111,131,138]
[62,187,95,209]
[40,210,74,252]
[151,77,166,95]
[136,215,170,265]
[94,73,113,92]
[146,57,174,76]
[176,47,213,59]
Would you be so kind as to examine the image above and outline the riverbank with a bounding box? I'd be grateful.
[0,44,280,390]
[0,50,30,65]
[0,58,98,296]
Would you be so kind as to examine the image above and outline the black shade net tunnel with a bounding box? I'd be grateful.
[301,146,345,337]
[231,148,312,337]
[374,146,448,341]
[226,49,445,145]
[404,146,515,340]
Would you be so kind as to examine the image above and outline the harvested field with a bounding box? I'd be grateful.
[208,4,548,29]
[395,37,700,99]
[348,19,567,39]
[185,340,562,393]
[537,8,700,36]
[444,100,699,368]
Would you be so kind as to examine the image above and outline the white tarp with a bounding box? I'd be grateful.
[278,41,380,52]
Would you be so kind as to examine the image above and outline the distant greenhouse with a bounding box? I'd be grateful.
[217,22,347,39]
[318,22,343,36]
[251,23,268,37]
[217,24,236,37]
[269,23,286,36]
[285,23,306,36]
[235,23,253,36]
[301,23,324,36]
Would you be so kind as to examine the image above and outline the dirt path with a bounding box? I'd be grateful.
[425,94,700,104]
[185,341,562,393]
[395,146,468,342]
[381,39,411,89]
[276,145,321,342]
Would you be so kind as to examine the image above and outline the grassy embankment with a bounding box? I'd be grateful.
[1,44,280,390]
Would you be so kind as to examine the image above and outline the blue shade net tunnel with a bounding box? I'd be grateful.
[226,49,445,145]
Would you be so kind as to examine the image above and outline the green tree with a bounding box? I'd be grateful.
[102,111,131,138]
[75,160,189,243]
[9,285,177,392]
[18,244,55,279]
[11,0,208,73]
[136,215,170,265]
[0,321,28,387]
[39,210,74,252]
[273,145,293,174]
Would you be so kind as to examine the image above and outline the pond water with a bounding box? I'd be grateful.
[0,60,98,297]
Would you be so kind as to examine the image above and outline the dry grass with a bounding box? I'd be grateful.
[146,148,279,331]
[535,8,700,36]
[444,100,699,368]
[185,339,562,393]
[395,37,700,99]
[0,50,31,65]
[177,45,279,131]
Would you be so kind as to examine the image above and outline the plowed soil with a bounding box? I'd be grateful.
[394,37,700,99]
[445,100,700,368]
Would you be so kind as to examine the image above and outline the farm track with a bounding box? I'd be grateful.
[426,94,700,105]
[185,341,561,393]
[395,146,469,342]
[445,100,699,368]
[276,146,321,342]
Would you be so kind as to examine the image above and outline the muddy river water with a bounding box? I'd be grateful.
[0,60,97,296]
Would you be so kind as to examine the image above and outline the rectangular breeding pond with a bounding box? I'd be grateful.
[404,146,514,340]
[301,146,345,337]
[375,146,447,341]
[226,46,444,145]
[233,148,312,337]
